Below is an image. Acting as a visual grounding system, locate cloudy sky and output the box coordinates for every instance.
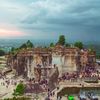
[0,0,100,43]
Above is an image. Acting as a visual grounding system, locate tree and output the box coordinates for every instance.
[13,83,25,96]
[96,54,100,59]
[74,41,83,49]
[19,43,27,49]
[50,42,54,47]
[26,40,34,48]
[65,43,70,47]
[19,40,34,49]
[58,35,65,46]
[0,49,5,56]
[88,45,95,53]
[11,47,15,52]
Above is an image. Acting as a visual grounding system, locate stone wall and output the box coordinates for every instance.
[7,47,96,79]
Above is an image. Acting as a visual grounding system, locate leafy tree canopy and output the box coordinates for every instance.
[74,41,83,49]
[88,45,95,53]
[0,49,5,56]
[50,42,54,47]
[26,40,34,48]
[13,83,25,96]
[57,35,66,46]
[65,43,70,47]
[19,43,27,49]
[19,40,34,49]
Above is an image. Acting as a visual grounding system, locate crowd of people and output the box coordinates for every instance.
[79,65,97,77]
[0,63,100,100]
[58,65,99,83]
[0,75,18,89]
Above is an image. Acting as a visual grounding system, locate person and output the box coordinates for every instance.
[57,96,62,100]
[45,96,50,100]
[6,85,8,88]
[53,91,55,96]
[57,86,59,90]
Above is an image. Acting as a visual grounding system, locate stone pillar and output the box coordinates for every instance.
[31,60,35,78]
[27,58,31,78]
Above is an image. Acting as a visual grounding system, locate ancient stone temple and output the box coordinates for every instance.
[52,45,96,74]
[51,45,80,73]
[62,47,80,73]
[32,48,52,81]
[80,49,96,70]
[7,45,96,79]
[52,45,64,76]
[7,48,53,80]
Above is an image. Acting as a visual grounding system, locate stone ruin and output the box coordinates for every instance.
[6,45,96,80]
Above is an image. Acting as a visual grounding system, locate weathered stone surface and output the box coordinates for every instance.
[7,46,96,80]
